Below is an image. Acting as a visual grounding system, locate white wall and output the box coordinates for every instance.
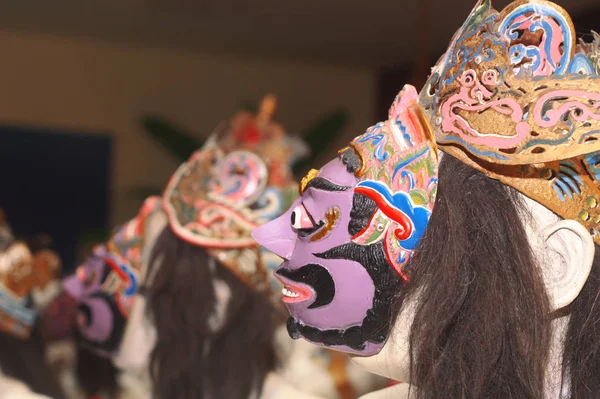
[0,31,375,226]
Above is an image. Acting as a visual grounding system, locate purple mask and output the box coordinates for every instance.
[252,86,439,355]
[63,197,162,358]
[63,248,127,357]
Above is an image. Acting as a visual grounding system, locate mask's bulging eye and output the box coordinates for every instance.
[291,205,314,230]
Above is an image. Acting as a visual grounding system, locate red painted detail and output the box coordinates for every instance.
[355,186,413,240]
[239,124,261,144]
[103,257,130,283]
[394,227,406,240]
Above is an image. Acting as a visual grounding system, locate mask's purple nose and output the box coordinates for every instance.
[252,213,296,259]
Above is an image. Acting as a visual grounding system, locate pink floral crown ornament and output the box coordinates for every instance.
[344,85,439,280]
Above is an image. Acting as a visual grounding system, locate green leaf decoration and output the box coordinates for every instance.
[140,116,204,163]
[78,228,111,247]
[293,109,350,176]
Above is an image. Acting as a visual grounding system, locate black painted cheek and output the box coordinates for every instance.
[75,293,127,354]
[286,317,301,340]
[342,327,367,351]
[283,188,401,352]
[289,317,368,352]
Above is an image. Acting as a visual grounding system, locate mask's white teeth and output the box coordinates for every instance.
[281,287,300,298]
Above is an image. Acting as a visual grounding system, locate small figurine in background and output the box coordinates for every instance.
[0,210,66,398]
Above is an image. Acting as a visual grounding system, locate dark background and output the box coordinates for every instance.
[0,128,111,274]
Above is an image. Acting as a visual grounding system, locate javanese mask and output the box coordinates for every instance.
[253,86,439,355]
[63,196,162,357]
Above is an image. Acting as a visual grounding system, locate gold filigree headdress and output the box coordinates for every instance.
[163,96,300,296]
[420,0,600,243]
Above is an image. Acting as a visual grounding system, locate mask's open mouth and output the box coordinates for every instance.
[278,279,314,304]
[275,264,335,309]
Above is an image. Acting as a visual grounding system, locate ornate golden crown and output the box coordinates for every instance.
[163,96,299,296]
[420,0,600,243]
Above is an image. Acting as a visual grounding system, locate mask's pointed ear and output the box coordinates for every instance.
[498,0,576,77]
[388,85,438,156]
[541,219,594,311]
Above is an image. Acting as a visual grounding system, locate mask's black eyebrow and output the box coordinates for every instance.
[304,177,350,192]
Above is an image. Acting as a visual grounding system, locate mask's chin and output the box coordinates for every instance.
[285,316,387,356]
